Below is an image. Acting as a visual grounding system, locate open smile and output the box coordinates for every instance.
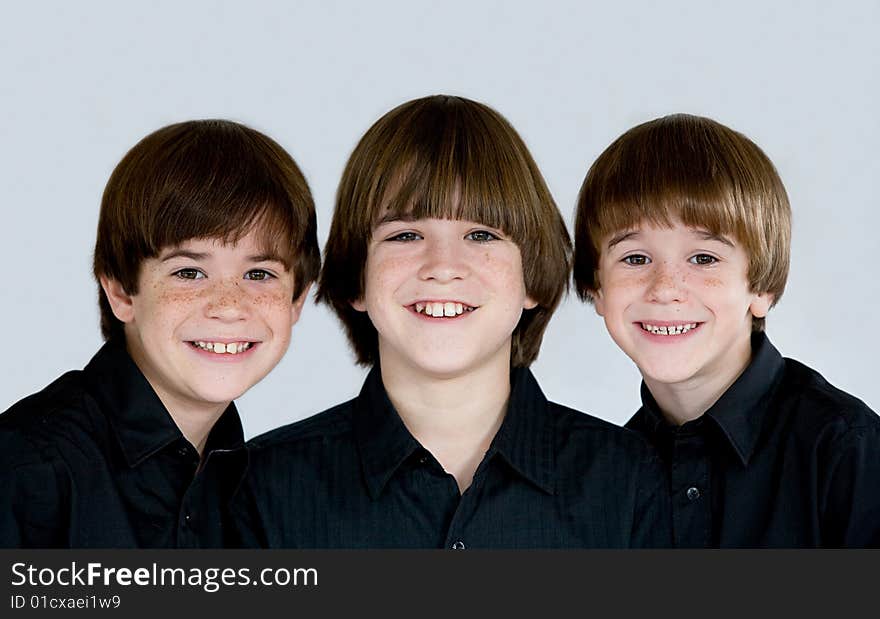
[408,300,478,319]
[186,339,260,358]
[637,321,703,337]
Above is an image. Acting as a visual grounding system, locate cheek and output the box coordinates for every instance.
[251,290,297,323]
[699,276,724,288]
[150,285,202,319]
[365,255,412,300]
[602,273,648,307]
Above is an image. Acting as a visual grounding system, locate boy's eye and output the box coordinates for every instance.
[465,230,500,242]
[386,231,422,242]
[173,268,204,280]
[622,254,649,266]
[689,254,718,265]
[244,269,275,281]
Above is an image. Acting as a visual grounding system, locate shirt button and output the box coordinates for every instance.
[177,446,190,457]
[686,486,701,501]
[418,455,428,465]
[451,541,466,550]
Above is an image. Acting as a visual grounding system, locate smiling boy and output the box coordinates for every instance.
[231,95,670,548]
[574,113,880,547]
[0,120,319,547]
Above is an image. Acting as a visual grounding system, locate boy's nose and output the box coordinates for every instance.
[646,262,688,304]
[417,239,470,283]
[204,280,251,321]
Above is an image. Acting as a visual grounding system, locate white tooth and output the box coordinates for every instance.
[455,303,463,315]
[416,303,424,314]
[214,342,226,353]
[444,302,456,317]
[658,326,668,335]
[426,303,436,316]
[237,343,244,353]
[197,341,206,349]
[431,303,443,317]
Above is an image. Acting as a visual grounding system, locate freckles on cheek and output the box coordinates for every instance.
[156,287,203,307]
[251,291,295,311]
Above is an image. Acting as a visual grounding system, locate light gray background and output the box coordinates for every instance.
[2,1,877,439]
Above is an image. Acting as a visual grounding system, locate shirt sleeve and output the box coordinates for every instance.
[821,423,880,548]
[0,440,69,548]
[631,449,673,548]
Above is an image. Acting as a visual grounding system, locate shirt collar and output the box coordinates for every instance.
[353,365,423,500]
[487,367,556,495]
[84,340,245,468]
[638,331,785,465]
[353,365,556,499]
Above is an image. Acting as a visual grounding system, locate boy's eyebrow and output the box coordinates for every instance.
[160,250,208,262]
[692,229,735,248]
[246,253,286,264]
[159,250,287,264]
[375,212,417,226]
[607,231,639,249]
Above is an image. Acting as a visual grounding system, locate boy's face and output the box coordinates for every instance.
[353,217,536,379]
[593,218,772,392]
[102,229,308,417]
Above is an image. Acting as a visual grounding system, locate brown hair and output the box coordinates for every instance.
[573,113,791,330]
[93,119,320,340]
[317,95,572,366]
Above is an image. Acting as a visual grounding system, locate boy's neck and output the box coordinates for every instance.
[644,334,754,427]
[168,404,228,458]
[379,352,511,494]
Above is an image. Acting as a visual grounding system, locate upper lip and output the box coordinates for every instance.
[635,320,701,326]
[408,299,477,306]
[186,337,261,343]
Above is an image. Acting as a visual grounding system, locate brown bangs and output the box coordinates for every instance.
[574,114,791,327]
[94,119,320,340]
[319,95,572,367]
[346,96,546,246]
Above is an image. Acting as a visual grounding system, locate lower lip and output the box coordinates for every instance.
[635,324,702,343]
[186,342,260,361]
[408,307,477,322]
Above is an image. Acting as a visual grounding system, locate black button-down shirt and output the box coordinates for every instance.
[0,341,247,548]
[626,332,880,548]
[231,366,671,548]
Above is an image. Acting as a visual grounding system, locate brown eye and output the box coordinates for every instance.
[174,268,204,280]
[244,270,273,281]
[622,254,649,266]
[690,254,718,265]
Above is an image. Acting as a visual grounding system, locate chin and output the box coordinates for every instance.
[406,355,484,380]
[188,382,250,407]
[637,362,700,387]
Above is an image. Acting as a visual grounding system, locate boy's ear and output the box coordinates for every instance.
[350,297,367,313]
[99,276,136,324]
[749,291,774,319]
[592,288,605,317]
[290,283,312,325]
[523,295,538,311]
